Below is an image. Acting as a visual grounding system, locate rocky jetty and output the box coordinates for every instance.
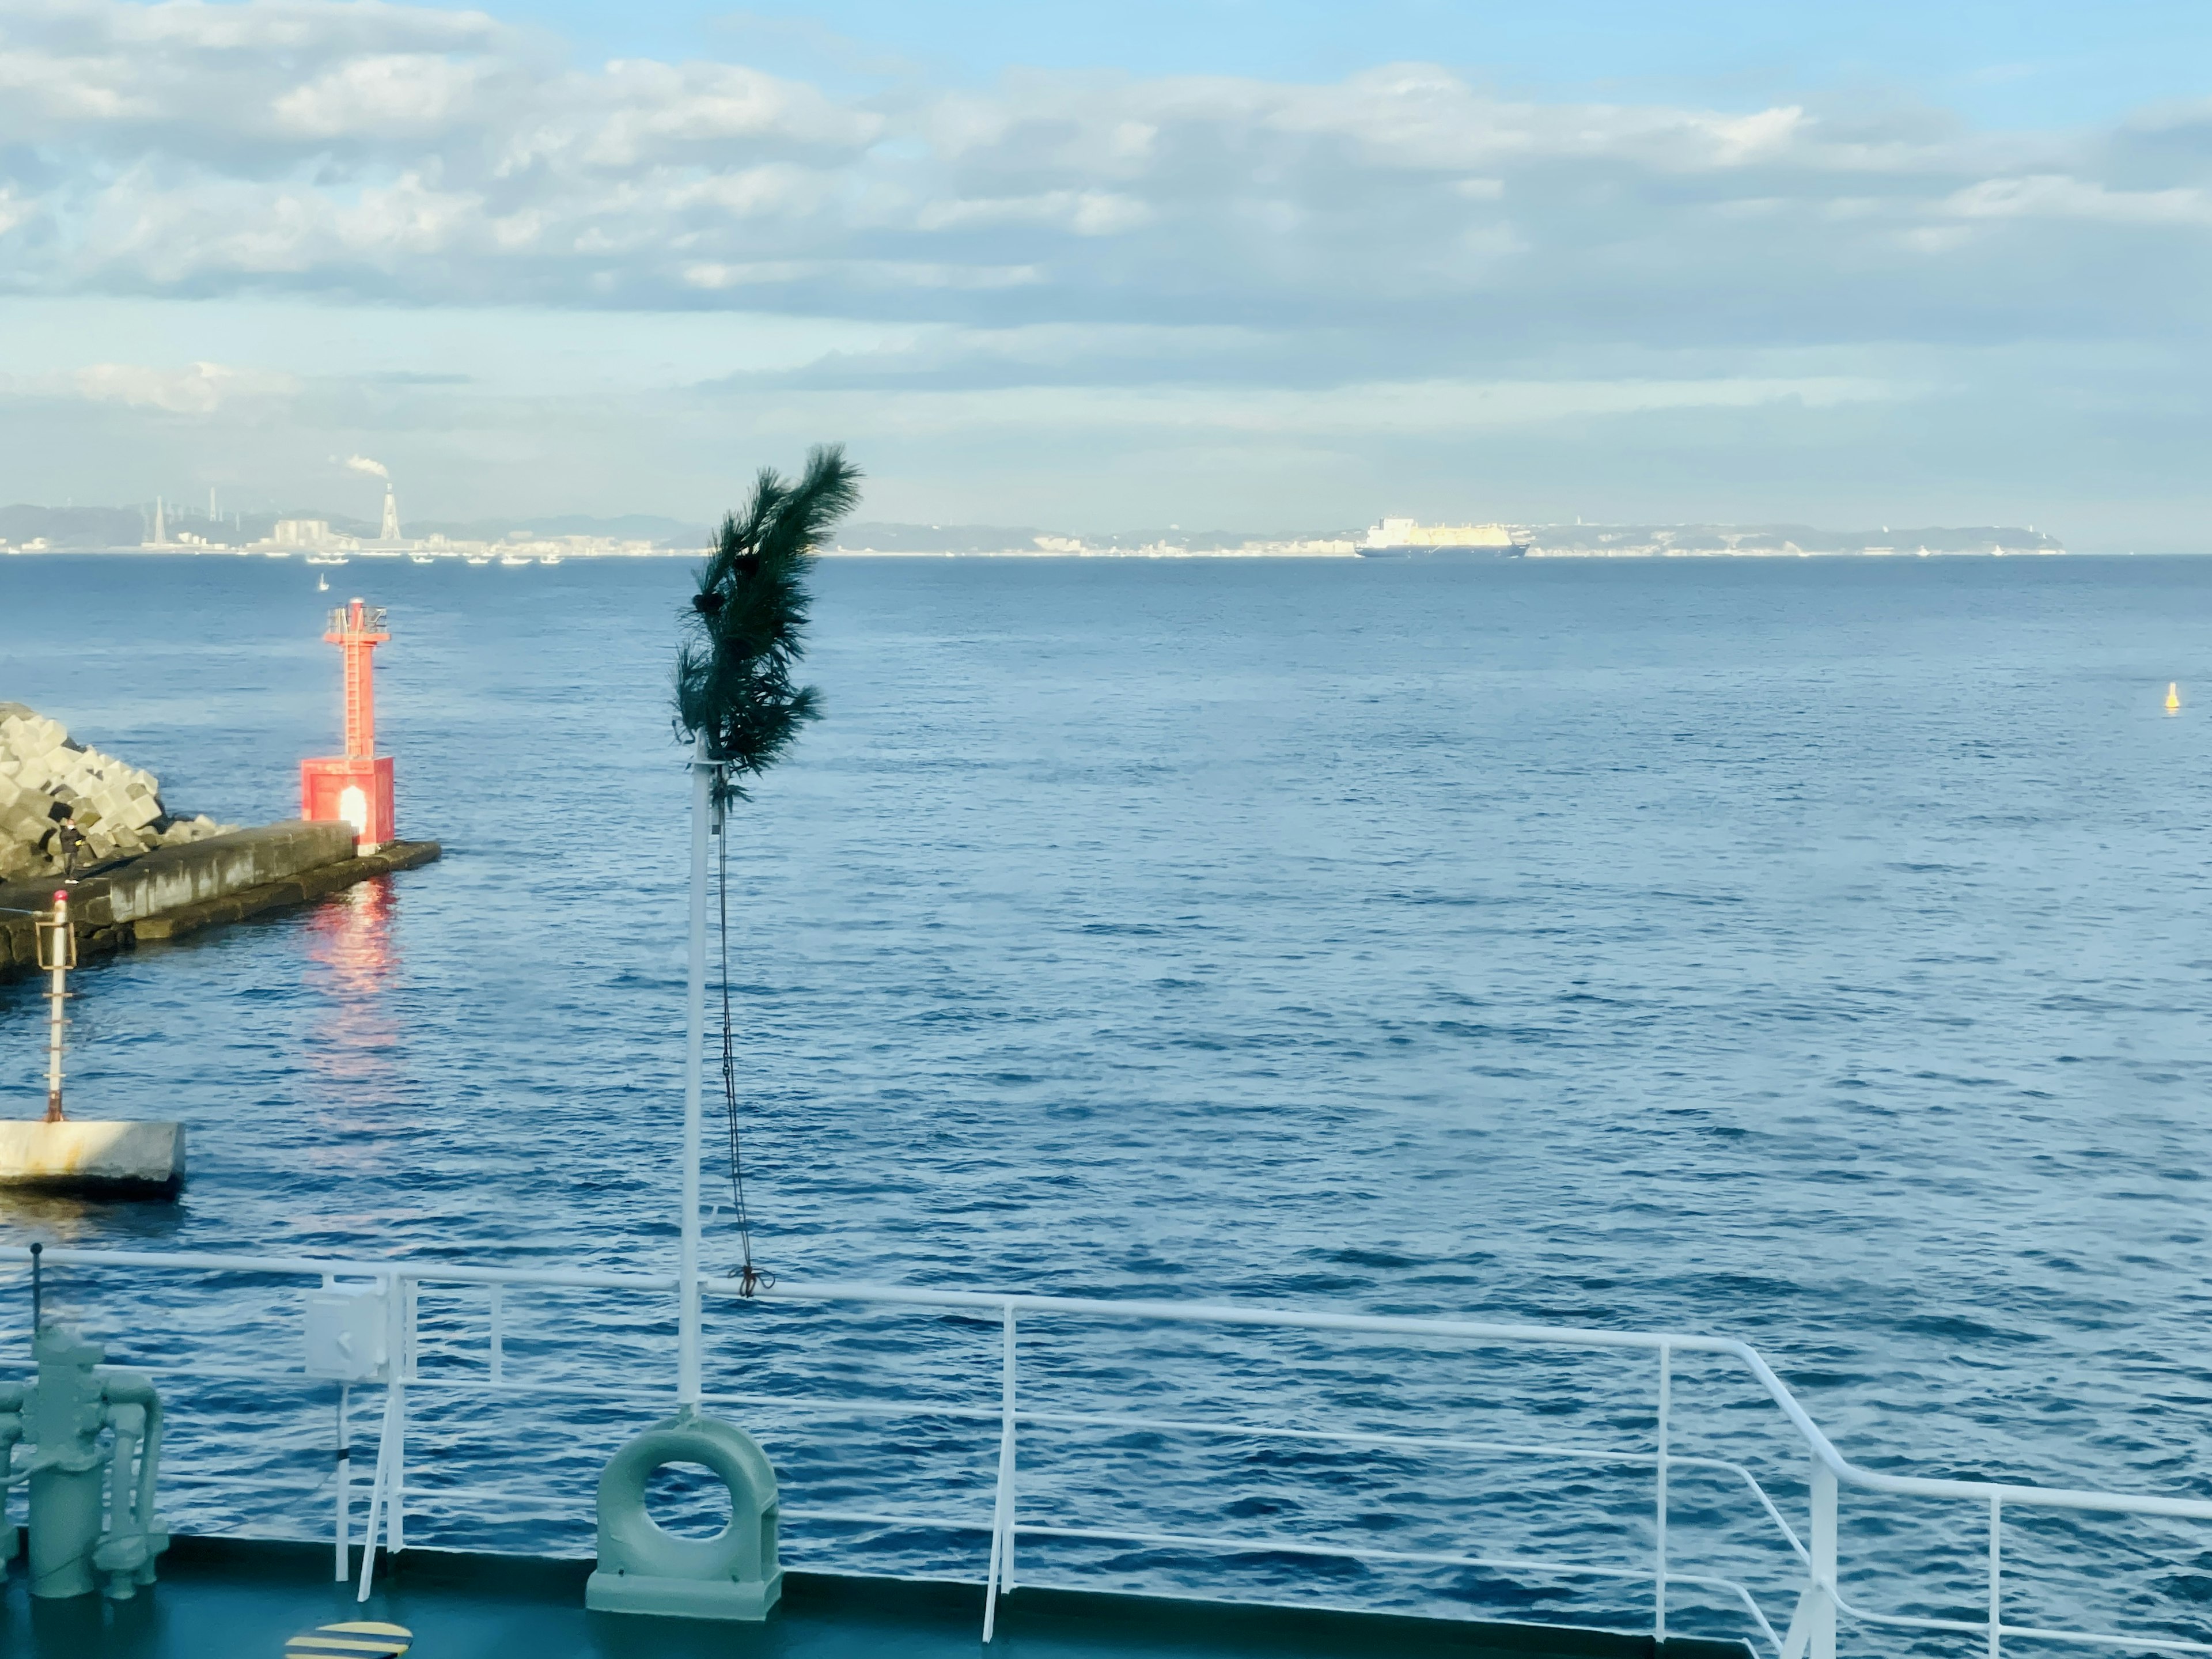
[0,704,233,882]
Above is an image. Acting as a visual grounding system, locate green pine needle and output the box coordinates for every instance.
[675,444,861,794]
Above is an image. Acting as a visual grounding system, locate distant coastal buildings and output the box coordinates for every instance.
[230,504,663,563]
[2,482,675,560]
[178,484,665,562]
[1514,524,2066,558]
[831,532,1361,558]
[820,519,2069,558]
[1,502,2069,560]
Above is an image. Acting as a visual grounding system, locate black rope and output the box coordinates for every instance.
[715,786,771,1297]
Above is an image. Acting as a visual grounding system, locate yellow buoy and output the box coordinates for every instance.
[2168,682,2182,714]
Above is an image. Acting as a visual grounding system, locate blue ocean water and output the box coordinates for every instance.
[3,552,2211,1649]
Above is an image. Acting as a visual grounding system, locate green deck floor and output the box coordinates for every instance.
[0,1538,1753,1658]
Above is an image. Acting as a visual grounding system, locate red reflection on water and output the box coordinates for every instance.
[304,878,400,1097]
[307,876,397,995]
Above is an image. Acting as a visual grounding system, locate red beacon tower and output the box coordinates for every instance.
[300,599,396,853]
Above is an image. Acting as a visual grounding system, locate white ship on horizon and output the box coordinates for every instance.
[1359,516,1528,558]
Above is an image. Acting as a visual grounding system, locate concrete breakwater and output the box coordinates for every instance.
[0,821,440,979]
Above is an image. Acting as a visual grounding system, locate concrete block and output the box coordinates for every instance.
[0,1122,185,1194]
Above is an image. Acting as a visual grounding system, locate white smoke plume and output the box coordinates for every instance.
[344,455,389,479]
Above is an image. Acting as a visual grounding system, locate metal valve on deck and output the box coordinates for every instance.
[1,1259,169,1599]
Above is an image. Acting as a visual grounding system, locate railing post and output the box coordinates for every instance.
[1988,1494,2002,1658]
[334,1383,351,1581]
[1654,1342,1670,1644]
[982,1303,1019,1643]
[1809,1456,1837,1659]
[677,735,712,1411]
[355,1274,407,1604]
[391,1275,410,1555]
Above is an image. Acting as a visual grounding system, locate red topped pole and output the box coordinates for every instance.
[327,598,391,759]
[301,599,397,852]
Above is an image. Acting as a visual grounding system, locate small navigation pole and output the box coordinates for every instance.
[300,599,397,853]
[2,887,185,1198]
[36,889,75,1122]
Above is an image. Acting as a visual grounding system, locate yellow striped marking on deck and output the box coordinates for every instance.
[285,1622,413,1657]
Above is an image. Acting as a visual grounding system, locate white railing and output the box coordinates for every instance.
[1,1243,2207,1657]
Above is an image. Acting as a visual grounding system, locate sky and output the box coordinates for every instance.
[0,1,2207,545]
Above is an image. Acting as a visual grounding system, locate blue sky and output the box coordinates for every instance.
[0,1,2206,545]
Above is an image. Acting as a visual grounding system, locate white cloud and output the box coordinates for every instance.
[679,258,1045,291]
[3,0,2175,336]
[916,189,1153,235]
[272,53,494,137]
[0,0,2190,437]
[721,373,1912,441]
[1942,173,2212,226]
[576,59,881,164]
[61,361,296,414]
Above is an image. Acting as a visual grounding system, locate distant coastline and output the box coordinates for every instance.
[0,539,2078,561]
[0,505,2066,561]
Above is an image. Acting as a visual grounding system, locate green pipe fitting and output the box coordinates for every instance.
[6,1325,168,1600]
[0,1391,20,1581]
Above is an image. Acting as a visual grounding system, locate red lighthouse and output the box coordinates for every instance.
[300,599,396,852]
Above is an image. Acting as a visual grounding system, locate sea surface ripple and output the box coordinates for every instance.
[3,553,2211,1651]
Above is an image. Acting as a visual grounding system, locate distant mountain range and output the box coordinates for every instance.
[0,505,150,548]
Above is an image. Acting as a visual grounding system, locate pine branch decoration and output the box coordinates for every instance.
[675,444,861,794]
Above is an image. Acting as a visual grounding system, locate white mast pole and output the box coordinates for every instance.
[43,889,70,1122]
[678,733,711,1409]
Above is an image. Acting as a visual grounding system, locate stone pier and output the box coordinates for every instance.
[0,821,440,980]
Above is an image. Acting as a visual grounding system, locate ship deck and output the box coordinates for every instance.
[1,1538,1752,1658]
